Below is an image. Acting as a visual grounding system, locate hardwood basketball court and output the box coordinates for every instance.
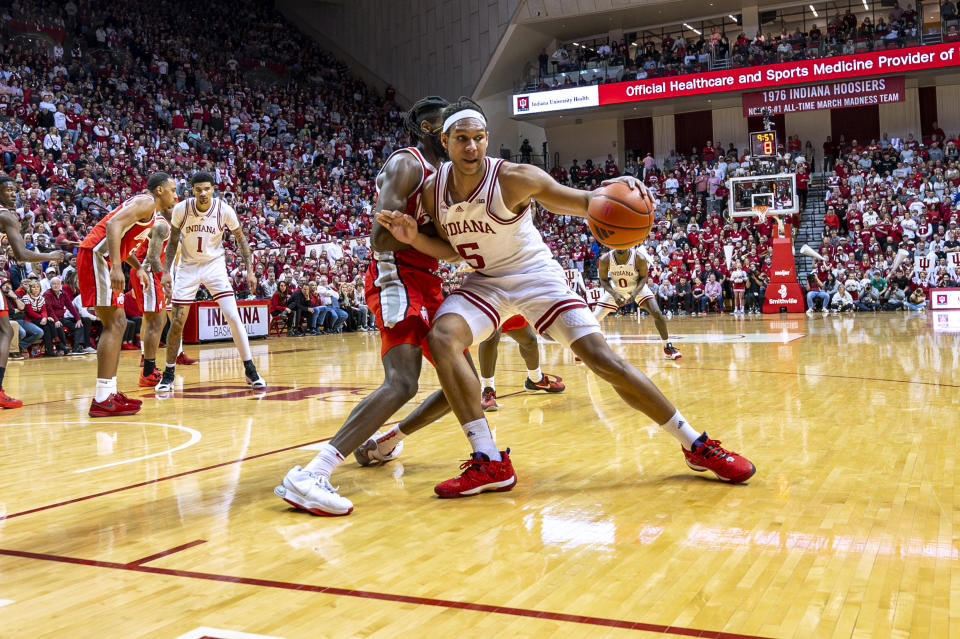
[0,313,956,638]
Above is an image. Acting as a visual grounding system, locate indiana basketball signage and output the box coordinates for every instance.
[930,288,960,310]
[198,301,269,340]
[513,43,960,115]
[741,77,904,117]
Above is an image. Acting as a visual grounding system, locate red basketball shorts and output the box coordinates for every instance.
[129,268,165,313]
[77,247,120,308]
[365,261,443,363]
[500,314,528,332]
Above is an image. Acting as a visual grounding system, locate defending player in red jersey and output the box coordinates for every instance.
[77,172,178,417]
[129,206,171,386]
[276,97,460,516]
[0,176,68,408]
[379,98,755,498]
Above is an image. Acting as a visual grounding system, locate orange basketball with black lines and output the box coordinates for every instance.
[586,182,655,249]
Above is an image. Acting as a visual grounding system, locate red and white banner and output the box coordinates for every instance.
[513,43,960,115]
[741,76,904,117]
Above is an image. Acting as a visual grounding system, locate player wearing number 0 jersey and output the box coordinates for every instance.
[155,172,265,392]
[77,172,179,417]
[378,97,754,498]
[594,246,681,360]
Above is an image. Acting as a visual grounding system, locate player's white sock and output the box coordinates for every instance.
[377,425,406,455]
[526,367,542,383]
[660,410,701,450]
[95,378,115,403]
[461,418,501,461]
[218,295,253,361]
[480,376,495,391]
[304,442,344,479]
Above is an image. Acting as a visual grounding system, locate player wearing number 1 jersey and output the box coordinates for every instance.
[156,172,265,391]
[379,97,755,498]
[77,172,179,417]
[594,246,681,360]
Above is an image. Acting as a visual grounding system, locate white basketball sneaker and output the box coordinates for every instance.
[246,371,267,389]
[274,466,354,516]
[353,430,404,467]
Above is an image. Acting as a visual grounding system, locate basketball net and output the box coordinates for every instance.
[753,205,785,235]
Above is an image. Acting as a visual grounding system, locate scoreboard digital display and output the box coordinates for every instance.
[749,130,777,158]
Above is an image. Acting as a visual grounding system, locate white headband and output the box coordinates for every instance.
[443,109,486,133]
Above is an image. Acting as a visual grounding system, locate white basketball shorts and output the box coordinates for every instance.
[435,267,601,348]
[171,260,234,305]
[596,284,654,311]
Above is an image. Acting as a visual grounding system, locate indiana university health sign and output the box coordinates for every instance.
[513,42,959,115]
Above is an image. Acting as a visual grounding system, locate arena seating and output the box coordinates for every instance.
[1,0,955,360]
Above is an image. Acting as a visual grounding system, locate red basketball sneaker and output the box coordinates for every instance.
[524,373,565,393]
[481,387,499,412]
[176,352,197,366]
[0,388,23,409]
[114,390,142,408]
[138,370,162,387]
[89,394,141,417]
[682,433,755,483]
[664,344,682,360]
[434,449,516,498]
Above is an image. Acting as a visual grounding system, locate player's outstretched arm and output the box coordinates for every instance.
[0,212,67,263]
[370,153,426,253]
[500,163,652,219]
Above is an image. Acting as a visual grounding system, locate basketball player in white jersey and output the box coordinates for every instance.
[156,172,265,391]
[594,245,681,360]
[0,175,67,408]
[379,98,755,499]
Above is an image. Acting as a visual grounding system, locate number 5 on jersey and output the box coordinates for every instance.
[456,242,485,269]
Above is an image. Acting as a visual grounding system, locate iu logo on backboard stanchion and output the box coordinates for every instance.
[517,96,530,112]
[938,294,948,305]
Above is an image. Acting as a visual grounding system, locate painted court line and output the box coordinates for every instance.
[175,627,284,639]
[126,539,207,567]
[1,437,331,520]
[0,547,774,639]
[0,599,14,607]
[2,389,534,520]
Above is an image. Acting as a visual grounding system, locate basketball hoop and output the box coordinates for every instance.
[753,205,785,234]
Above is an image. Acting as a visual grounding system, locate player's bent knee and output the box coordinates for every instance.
[382,373,418,401]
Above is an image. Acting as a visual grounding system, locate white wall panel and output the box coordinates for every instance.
[652,115,675,162]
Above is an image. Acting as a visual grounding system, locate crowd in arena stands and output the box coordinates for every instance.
[530,3,919,91]
[1,0,954,361]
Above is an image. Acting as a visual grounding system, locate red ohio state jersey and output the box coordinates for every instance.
[376,147,437,272]
[79,194,157,260]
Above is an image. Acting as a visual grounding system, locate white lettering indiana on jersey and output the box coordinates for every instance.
[171,197,241,265]
[435,157,558,278]
[605,247,644,293]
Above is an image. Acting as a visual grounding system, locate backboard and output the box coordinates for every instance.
[727,173,798,219]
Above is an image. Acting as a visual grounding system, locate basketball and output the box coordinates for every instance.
[586,182,655,249]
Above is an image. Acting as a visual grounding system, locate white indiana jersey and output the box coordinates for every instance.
[171,197,241,265]
[434,157,558,278]
[604,247,648,292]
